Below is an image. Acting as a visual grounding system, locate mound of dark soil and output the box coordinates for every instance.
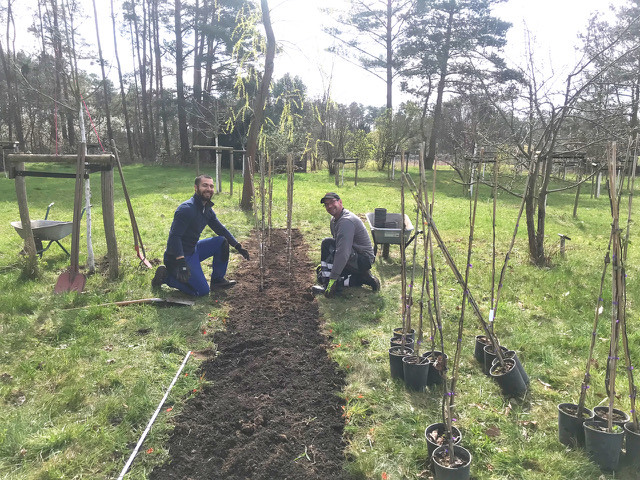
[150,229,350,480]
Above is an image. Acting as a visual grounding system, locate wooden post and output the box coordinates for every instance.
[573,158,584,217]
[215,150,222,193]
[230,152,235,197]
[101,166,119,279]
[334,159,339,187]
[14,161,39,277]
[354,158,359,186]
[196,149,201,176]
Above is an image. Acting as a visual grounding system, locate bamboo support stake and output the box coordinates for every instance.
[418,145,437,354]
[577,235,611,418]
[607,142,622,433]
[399,152,408,347]
[490,156,499,332]
[268,154,273,248]
[286,154,294,277]
[259,153,266,291]
[619,137,639,429]
[445,156,481,460]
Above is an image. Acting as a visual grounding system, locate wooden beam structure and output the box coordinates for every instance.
[7,152,118,281]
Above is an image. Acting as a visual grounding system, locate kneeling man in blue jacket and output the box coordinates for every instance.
[152,175,250,296]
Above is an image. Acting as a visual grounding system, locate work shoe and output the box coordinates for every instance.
[363,272,380,292]
[152,265,168,288]
[211,278,237,289]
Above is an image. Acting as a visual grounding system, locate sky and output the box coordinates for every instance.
[269,0,625,106]
[11,0,628,108]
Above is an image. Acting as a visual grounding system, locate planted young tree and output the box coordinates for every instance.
[286,153,294,277]
[433,154,480,474]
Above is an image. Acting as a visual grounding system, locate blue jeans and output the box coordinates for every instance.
[165,237,229,296]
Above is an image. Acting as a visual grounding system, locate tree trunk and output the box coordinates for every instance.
[386,0,392,110]
[241,0,275,210]
[134,2,153,161]
[92,0,113,142]
[111,0,135,159]
[175,0,191,164]
[425,7,454,171]
[152,0,171,156]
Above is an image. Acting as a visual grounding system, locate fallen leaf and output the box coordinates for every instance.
[146,448,154,454]
[485,426,501,438]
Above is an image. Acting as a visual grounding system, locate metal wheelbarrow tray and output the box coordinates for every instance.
[11,219,74,257]
[365,212,414,257]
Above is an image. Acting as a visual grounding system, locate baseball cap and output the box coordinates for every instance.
[320,192,341,204]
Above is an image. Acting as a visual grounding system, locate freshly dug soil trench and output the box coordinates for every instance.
[150,229,351,480]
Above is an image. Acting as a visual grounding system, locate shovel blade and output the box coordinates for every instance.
[136,247,153,269]
[54,271,86,294]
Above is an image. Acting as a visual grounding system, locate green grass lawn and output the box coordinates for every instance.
[0,163,637,479]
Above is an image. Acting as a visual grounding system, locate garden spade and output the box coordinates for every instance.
[54,110,87,293]
[111,139,152,269]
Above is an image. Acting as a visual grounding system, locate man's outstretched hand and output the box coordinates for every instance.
[175,258,191,283]
[235,244,250,260]
[324,278,338,298]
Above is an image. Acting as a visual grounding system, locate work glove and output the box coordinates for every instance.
[235,243,250,260]
[174,257,191,283]
[324,278,339,298]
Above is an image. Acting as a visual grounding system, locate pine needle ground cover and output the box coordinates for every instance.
[0,164,637,479]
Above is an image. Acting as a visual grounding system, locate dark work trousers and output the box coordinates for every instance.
[319,237,372,287]
[165,237,229,296]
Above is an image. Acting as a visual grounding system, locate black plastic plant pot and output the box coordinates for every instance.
[389,346,413,380]
[489,358,527,397]
[425,423,462,459]
[390,336,415,350]
[402,355,430,392]
[583,420,624,472]
[557,403,594,447]
[432,444,472,480]
[624,421,640,464]
[491,350,529,386]
[422,351,448,386]
[483,344,508,375]
[392,327,415,341]
[474,335,491,364]
[593,406,630,428]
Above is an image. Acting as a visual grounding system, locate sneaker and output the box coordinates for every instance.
[211,278,237,289]
[152,265,168,288]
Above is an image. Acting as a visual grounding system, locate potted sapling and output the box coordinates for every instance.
[405,163,524,397]
[402,186,430,392]
[429,163,480,479]
[583,145,627,472]
[389,152,413,380]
